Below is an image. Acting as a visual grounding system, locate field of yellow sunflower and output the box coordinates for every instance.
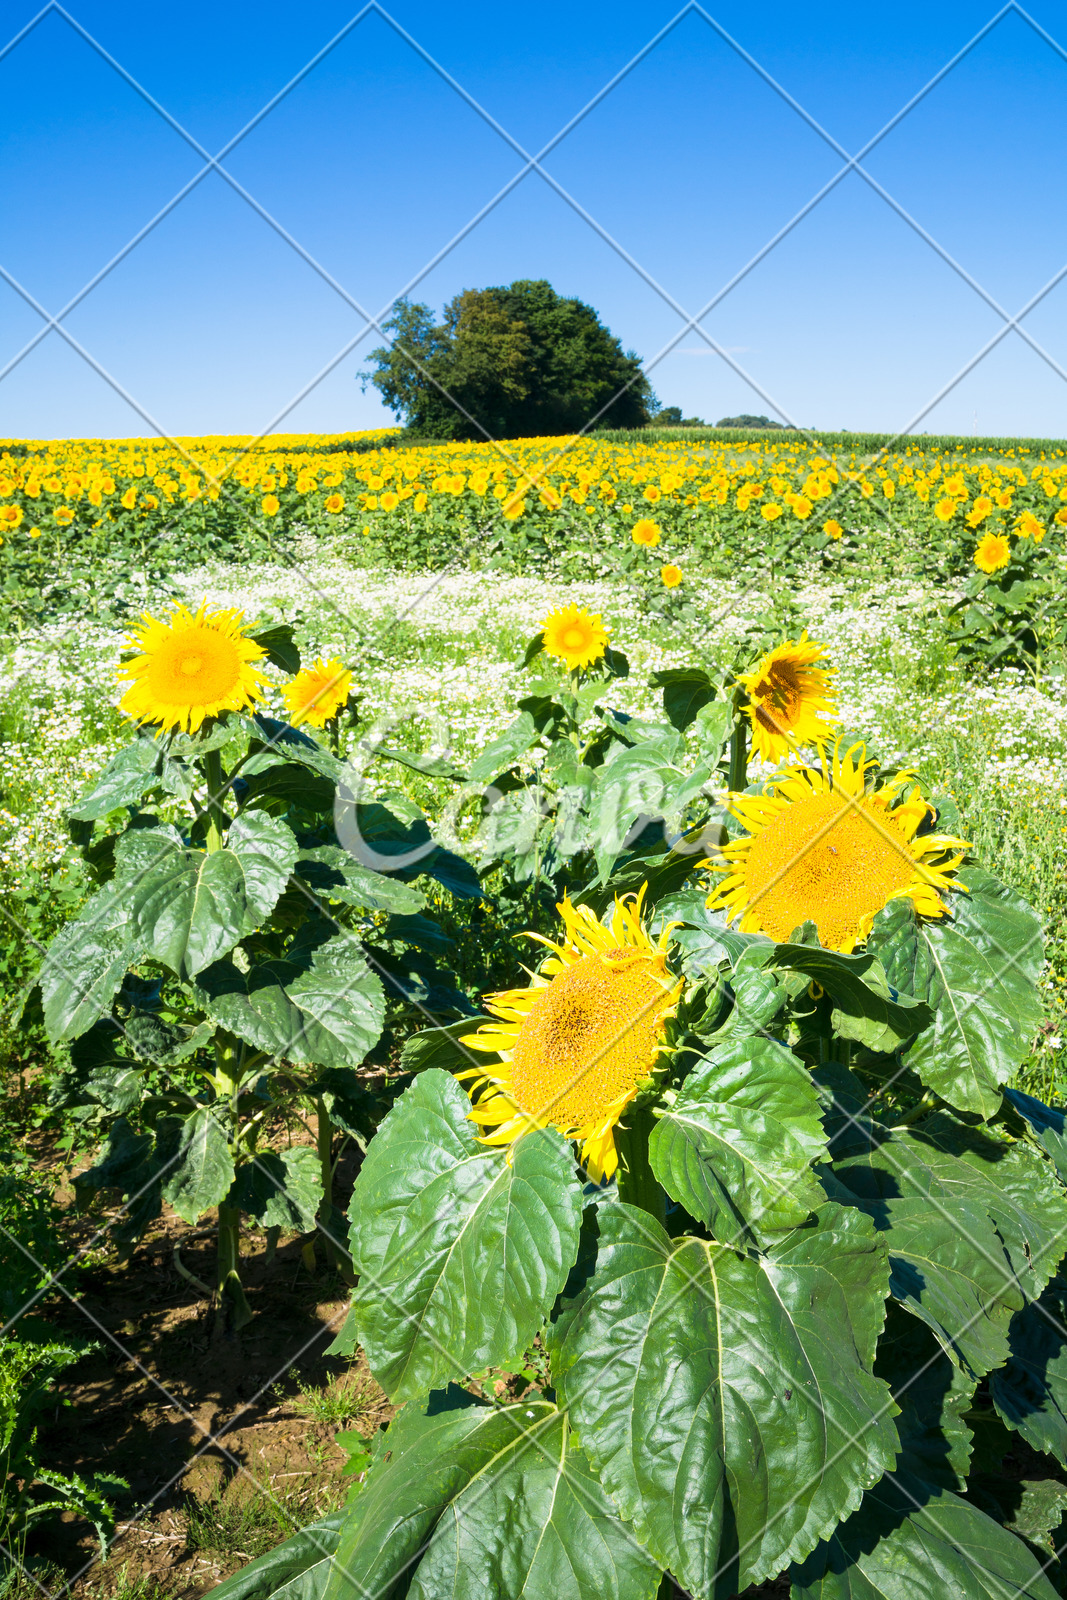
[3,428,1067,594]
[3,426,1067,1600]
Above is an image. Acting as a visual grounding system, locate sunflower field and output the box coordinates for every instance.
[2,425,1067,1600]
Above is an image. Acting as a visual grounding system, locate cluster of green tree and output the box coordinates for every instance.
[363,281,656,440]
[714,412,792,428]
[651,405,706,426]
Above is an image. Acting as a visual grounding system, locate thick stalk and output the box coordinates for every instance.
[728,689,748,793]
[213,1031,252,1330]
[203,746,227,853]
[614,1103,666,1227]
[315,1095,346,1275]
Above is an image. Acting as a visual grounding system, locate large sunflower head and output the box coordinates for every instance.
[457,887,682,1181]
[541,604,609,672]
[281,656,353,729]
[736,632,839,763]
[118,600,268,734]
[707,740,969,953]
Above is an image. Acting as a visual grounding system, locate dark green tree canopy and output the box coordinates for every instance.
[364,280,656,440]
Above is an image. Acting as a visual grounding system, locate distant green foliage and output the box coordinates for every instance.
[364,281,656,439]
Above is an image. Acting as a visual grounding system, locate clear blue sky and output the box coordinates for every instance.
[2,0,1066,440]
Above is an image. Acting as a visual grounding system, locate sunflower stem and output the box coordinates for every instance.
[728,690,748,793]
[203,746,227,852]
[614,1103,666,1227]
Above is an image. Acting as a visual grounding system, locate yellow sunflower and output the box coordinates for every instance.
[736,632,839,763]
[541,604,609,672]
[118,601,268,734]
[281,656,353,728]
[707,740,969,953]
[974,533,1011,574]
[457,888,682,1180]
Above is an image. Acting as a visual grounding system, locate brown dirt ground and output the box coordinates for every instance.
[18,1136,393,1598]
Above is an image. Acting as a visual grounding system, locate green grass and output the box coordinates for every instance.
[287,1371,380,1430]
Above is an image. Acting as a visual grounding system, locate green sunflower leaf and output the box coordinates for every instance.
[867,866,1045,1118]
[196,934,385,1070]
[322,1397,661,1600]
[161,1105,236,1226]
[113,814,298,980]
[991,1277,1067,1467]
[68,735,163,821]
[548,1201,897,1595]
[829,1113,1067,1376]
[38,878,145,1042]
[873,1304,975,1490]
[332,1070,583,1401]
[790,1473,1059,1599]
[649,1036,827,1244]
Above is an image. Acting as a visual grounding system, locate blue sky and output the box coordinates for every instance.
[2,0,1067,440]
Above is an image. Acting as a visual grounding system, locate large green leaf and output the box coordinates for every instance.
[207,1511,344,1600]
[830,1113,1067,1374]
[549,1201,896,1596]
[650,667,715,731]
[733,943,933,1054]
[649,1037,827,1244]
[197,935,385,1069]
[333,1070,583,1401]
[790,1473,1059,1599]
[323,1396,662,1600]
[1004,1088,1067,1187]
[826,1179,1020,1379]
[867,868,1045,1117]
[116,814,298,979]
[39,879,144,1042]
[468,710,540,783]
[295,846,426,915]
[161,1106,236,1225]
[68,736,162,820]
[873,1304,975,1491]
[991,1278,1067,1466]
[231,1146,324,1234]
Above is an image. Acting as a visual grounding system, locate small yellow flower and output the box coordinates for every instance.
[660,564,683,588]
[934,497,956,523]
[823,519,843,540]
[642,484,661,503]
[502,497,526,520]
[120,487,137,511]
[261,494,280,516]
[974,533,1011,574]
[54,506,75,526]
[325,493,345,514]
[761,503,783,521]
[414,492,428,513]
[380,490,399,511]
[631,518,661,547]
[281,657,353,729]
[1016,511,1044,540]
[737,633,838,763]
[0,505,23,528]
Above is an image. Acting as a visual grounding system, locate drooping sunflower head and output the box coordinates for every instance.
[281,656,353,729]
[736,631,839,763]
[707,740,969,953]
[457,887,682,1181]
[541,604,609,672]
[118,600,268,734]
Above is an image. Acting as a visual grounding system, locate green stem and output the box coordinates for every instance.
[614,1103,666,1227]
[203,746,227,853]
[315,1096,346,1276]
[728,690,748,793]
